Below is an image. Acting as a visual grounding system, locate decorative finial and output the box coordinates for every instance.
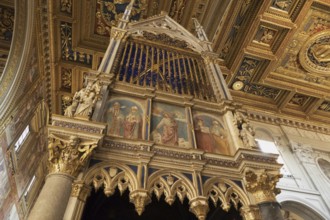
[192,18,209,41]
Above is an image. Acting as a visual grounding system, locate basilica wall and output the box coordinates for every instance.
[251,120,330,219]
[0,0,49,219]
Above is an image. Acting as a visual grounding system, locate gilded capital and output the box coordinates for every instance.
[244,170,282,204]
[48,134,98,176]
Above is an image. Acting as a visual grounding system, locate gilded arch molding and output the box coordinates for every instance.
[0,0,35,122]
[78,162,254,219]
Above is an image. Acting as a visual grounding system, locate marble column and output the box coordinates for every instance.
[244,170,284,220]
[28,134,99,220]
[28,174,73,220]
[258,202,283,220]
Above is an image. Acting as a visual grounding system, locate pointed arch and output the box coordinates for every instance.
[82,161,139,196]
[147,169,198,205]
[203,177,250,211]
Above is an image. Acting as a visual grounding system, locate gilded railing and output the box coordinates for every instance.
[117,40,216,101]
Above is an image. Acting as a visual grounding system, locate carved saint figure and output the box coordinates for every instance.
[107,102,125,136]
[154,112,178,145]
[123,106,142,139]
[64,81,100,119]
[240,123,257,149]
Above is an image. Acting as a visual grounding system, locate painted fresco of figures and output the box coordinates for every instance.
[151,103,188,147]
[194,115,230,155]
[105,99,143,139]
[123,106,142,139]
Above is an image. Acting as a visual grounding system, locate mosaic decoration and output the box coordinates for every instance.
[104,98,144,139]
[118,40,215,101]
[289,94,310,106]
[151,102,189,147]
[270,0,293,12]
[95,0,147,36]
[61,67,72,90]
[60,22,93,66]
[299,30,330,75]
[243,84,281,100]
[0,5,14,42]
[319,101,330,112]
[193,113,230,155]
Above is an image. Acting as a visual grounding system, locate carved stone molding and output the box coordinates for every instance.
[71,181,91,202]
[129,190,151,216]
[244,169,282,204]
[247,112,330,135]
[189,197,209,220]
[291,142,315,163]
[299,29,330,76]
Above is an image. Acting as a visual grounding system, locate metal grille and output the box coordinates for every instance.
[117,40,216,101]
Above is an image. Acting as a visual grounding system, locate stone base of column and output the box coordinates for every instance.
[258,202,284,220]
[28,173,74,220]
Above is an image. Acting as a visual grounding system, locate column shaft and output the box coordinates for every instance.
[28,174,73,220]
[258,202,284,220]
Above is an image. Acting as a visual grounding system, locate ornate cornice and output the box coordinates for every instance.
[247,111,330,134]
[102,139,280,170]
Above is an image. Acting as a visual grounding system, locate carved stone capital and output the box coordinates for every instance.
[240,206,261,220]
[244,170,282,204]
[71,181,91,202]
[47,134,99,177]
[189,197,209,220]
[129,190,151,216]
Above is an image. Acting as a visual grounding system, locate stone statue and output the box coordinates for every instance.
[240,122,257,149]
[64,80,101,119]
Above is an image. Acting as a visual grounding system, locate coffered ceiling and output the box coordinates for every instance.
[48,0,330,126]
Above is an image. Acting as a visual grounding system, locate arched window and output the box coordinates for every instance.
[255,129,292,177]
